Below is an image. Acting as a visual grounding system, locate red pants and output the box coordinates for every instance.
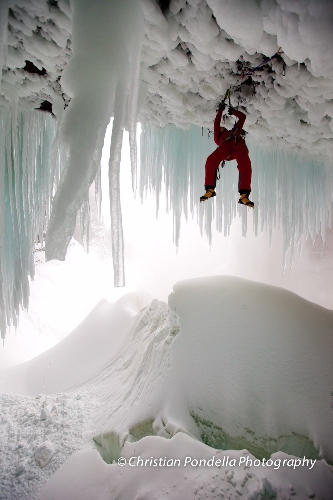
[204,142,252,193]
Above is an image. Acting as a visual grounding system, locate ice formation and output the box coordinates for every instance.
[4,279,333,498]
[0,108,58,338]
[140,126,333,264]
[44,0,144,290]
[0,0,333,334]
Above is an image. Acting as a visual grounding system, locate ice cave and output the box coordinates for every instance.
[0,0,333,498]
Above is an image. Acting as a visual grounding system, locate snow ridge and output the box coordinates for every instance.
[95,299,179,447]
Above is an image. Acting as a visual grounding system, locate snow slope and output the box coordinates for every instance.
[2,276,333,499]
[4,290,151,395]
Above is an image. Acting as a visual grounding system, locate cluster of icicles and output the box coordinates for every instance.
[140,123,333,258]
[0,108,58,337]
[1,104,333,338]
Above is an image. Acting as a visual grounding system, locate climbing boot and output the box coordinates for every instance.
[200,189,216,202]
[238,193,254,208]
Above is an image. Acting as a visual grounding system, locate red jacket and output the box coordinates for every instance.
[214,109,246,147]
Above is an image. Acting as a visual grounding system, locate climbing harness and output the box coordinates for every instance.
[216,159,226,181]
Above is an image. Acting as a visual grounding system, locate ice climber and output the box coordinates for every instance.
[200,103,254,208]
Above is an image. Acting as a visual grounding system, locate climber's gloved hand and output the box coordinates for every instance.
[228,106,234,115]
[218,101,226,111]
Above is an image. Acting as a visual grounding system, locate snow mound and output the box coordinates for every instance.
[38,432,333,500]
[169,276,333,463]
[4,291,151,395]
[84,276,333,465]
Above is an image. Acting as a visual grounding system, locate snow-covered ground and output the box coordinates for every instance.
[1,269,333,499]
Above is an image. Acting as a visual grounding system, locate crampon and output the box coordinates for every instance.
[200,189,216,202]
[238,193,254,208]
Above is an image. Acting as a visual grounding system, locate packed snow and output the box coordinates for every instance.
[1,274,333,499]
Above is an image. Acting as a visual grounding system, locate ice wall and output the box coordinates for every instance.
[140,123,333,264]
[0,108,58,338]
[45,0,143,287]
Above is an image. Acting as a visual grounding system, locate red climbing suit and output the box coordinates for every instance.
[204,109,252,193]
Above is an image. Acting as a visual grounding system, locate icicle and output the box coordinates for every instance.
[80,197,90,253]
[140,125,165,217]
[240,208,248,237]
[45,87,112,261]
[241,139,333,268]
[127,36,143,194]
[109,78,126,287]
[94,162,102,219]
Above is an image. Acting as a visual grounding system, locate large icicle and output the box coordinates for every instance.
[45,0,143,288]
[109,79,126,287]
[45,0,117,261]
[127,39,143,194]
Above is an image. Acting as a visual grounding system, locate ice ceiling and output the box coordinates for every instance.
[0,0,333,336]
[1,0,333,159]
